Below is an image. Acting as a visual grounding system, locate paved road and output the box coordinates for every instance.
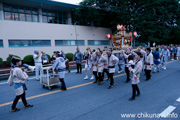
[0,60,180,120]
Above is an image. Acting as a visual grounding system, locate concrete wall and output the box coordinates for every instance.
[0,20,112,60]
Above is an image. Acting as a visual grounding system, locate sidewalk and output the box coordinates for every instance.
[0,60,86,81]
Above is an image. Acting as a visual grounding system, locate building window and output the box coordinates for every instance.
[9,40,51,47]
[0,40,3,47]
[55,40,85,46]
[3,4,39,22]
[88,40,110,46]
[42,10,68,24]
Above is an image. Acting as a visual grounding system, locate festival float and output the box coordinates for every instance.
[107,24,137,52]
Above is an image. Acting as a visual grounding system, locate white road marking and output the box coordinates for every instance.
[176,97,180,102]
[0,82,7,85]
[159,105,176,118]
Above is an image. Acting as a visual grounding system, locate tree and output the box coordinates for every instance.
[75,0,180,44]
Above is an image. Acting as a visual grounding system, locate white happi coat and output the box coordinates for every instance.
[103,53,108,69]
[144,52,153,70]
[97,55,107,73]
[108,54,119,73]
[160,49,170,62]
[53,57,66,78]
[123,52,136,67]
[91,53,98,72]
[129,60,143,84]
[85,53,92,66]
[140,49,147,62]
[177,47,180,57]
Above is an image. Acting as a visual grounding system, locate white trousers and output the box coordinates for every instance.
[35,63,43,80]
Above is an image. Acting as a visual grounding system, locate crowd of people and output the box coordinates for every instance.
[7,44,180,112]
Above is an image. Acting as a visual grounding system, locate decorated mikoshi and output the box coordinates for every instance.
[107,25,137,53]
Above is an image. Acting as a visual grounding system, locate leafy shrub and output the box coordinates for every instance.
[0,58,3,66]
[66,53,74,61]
[23,55,34,65]
[6,55,21,66]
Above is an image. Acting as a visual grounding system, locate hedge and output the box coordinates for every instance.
[46,54,51,60]
[6,55,21,66]
[0,58,3,66]
[66,53,74,61]
[23,55,34,65]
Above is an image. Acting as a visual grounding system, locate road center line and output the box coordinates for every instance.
[176,97,180,102]
[159,105,176,118]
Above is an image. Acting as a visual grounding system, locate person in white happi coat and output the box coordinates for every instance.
[160,46,170,70]
[8,57,33,112]
[144,47,153,80]
[138,46,147,62]
[128,52,143,101]
[122,48,136,83]
[33,50,43,81]
[97,50,107,85]
[107,48,119,89]
[53,51,67,90]
[84,47,94,80]
[102,49,109,80]
[177,45,180,60]
[91,49,99,83]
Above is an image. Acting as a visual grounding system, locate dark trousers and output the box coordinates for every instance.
[118,64,122,71]
[76,63,82,73]
[144,69,151,80]
[98,72,103,82]
[125,67,130,82]
[93,71,98,82]
[109,73,114,85]
[102,69,109,79]
[60,78,66,90]
[132,84,140,98]
[12,92,27,109]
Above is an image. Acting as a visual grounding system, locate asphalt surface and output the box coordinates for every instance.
[0,60,180,120]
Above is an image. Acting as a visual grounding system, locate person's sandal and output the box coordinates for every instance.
[11,108,20,112]
[24,104,33,108]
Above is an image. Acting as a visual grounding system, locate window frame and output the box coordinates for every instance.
[55,40,85,46]
[88,40,110,46]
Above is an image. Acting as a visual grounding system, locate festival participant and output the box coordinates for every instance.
[91,49,99,83]
[128,52,143,101]
[73,47,83,74]
[152,48,161,73]
[160,46,170,70]
[33,50,43,81]
[60,50,70,73]
[9,52,14,68]
[177,45,180,60]
[84,47,94,80]
[53,51,67,90]
[122,48,133,83]
[114,52,124,73]
[138,46,147,62]
[97,50,107,85]
[107,48,119,89]
[102,49,109,80]
[144,47,153,80]
[170,44,175,60]
[8,57,33,112]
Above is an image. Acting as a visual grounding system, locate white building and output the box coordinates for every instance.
[0,0,112,60]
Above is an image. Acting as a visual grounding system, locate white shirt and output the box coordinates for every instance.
[33,54,42,63]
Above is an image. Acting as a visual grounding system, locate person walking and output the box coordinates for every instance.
[128,52,143,101]
[53,51,67,90]
[152,48,161,73]
[8,57,33,112]
[144,47,153,80]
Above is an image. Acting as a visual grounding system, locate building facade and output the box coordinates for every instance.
[0,0,112,61]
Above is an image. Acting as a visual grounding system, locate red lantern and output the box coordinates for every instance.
[133,31,137,37]
[107,33,111,39]
[117,24,122,31]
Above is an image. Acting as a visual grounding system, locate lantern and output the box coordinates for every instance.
[117,24,122,31]
[133,31,137,37]
[107,33,111,39]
